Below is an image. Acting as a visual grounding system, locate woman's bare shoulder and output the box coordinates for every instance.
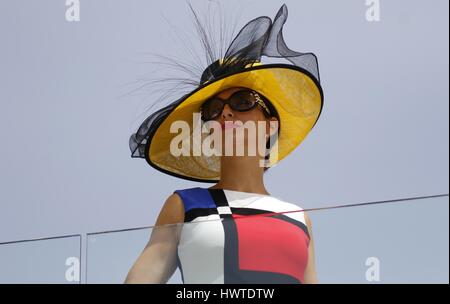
[154,192,185,227]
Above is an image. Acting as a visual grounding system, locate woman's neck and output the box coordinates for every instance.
[209,155,270,195]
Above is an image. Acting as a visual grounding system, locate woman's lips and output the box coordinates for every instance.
[222,121,239,130]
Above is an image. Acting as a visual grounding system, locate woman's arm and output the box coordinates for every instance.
[303,211,319,284]
[124,193,184,284]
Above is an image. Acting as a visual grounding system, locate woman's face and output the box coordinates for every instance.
[205,87,278,158]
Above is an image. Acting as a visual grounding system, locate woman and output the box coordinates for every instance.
[125,4,323,284]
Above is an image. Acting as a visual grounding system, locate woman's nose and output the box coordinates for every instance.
[221,103,234,119]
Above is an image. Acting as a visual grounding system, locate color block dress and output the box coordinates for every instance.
[173,187,310,284]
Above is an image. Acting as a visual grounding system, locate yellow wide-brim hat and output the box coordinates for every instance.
[129,4,324,183]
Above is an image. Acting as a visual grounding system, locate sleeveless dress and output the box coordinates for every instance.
[173,187,310,284]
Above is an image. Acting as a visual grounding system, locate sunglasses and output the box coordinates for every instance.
[200,89,272,122]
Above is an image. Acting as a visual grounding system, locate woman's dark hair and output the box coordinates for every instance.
[258,93,280,173]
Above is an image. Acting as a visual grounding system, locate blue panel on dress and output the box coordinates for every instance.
[174,187,216,212]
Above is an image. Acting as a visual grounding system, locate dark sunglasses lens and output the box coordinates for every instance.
[229,91,256,111]
[201,99,223,120]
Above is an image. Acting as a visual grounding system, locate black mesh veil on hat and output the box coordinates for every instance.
[129,3,323,182]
